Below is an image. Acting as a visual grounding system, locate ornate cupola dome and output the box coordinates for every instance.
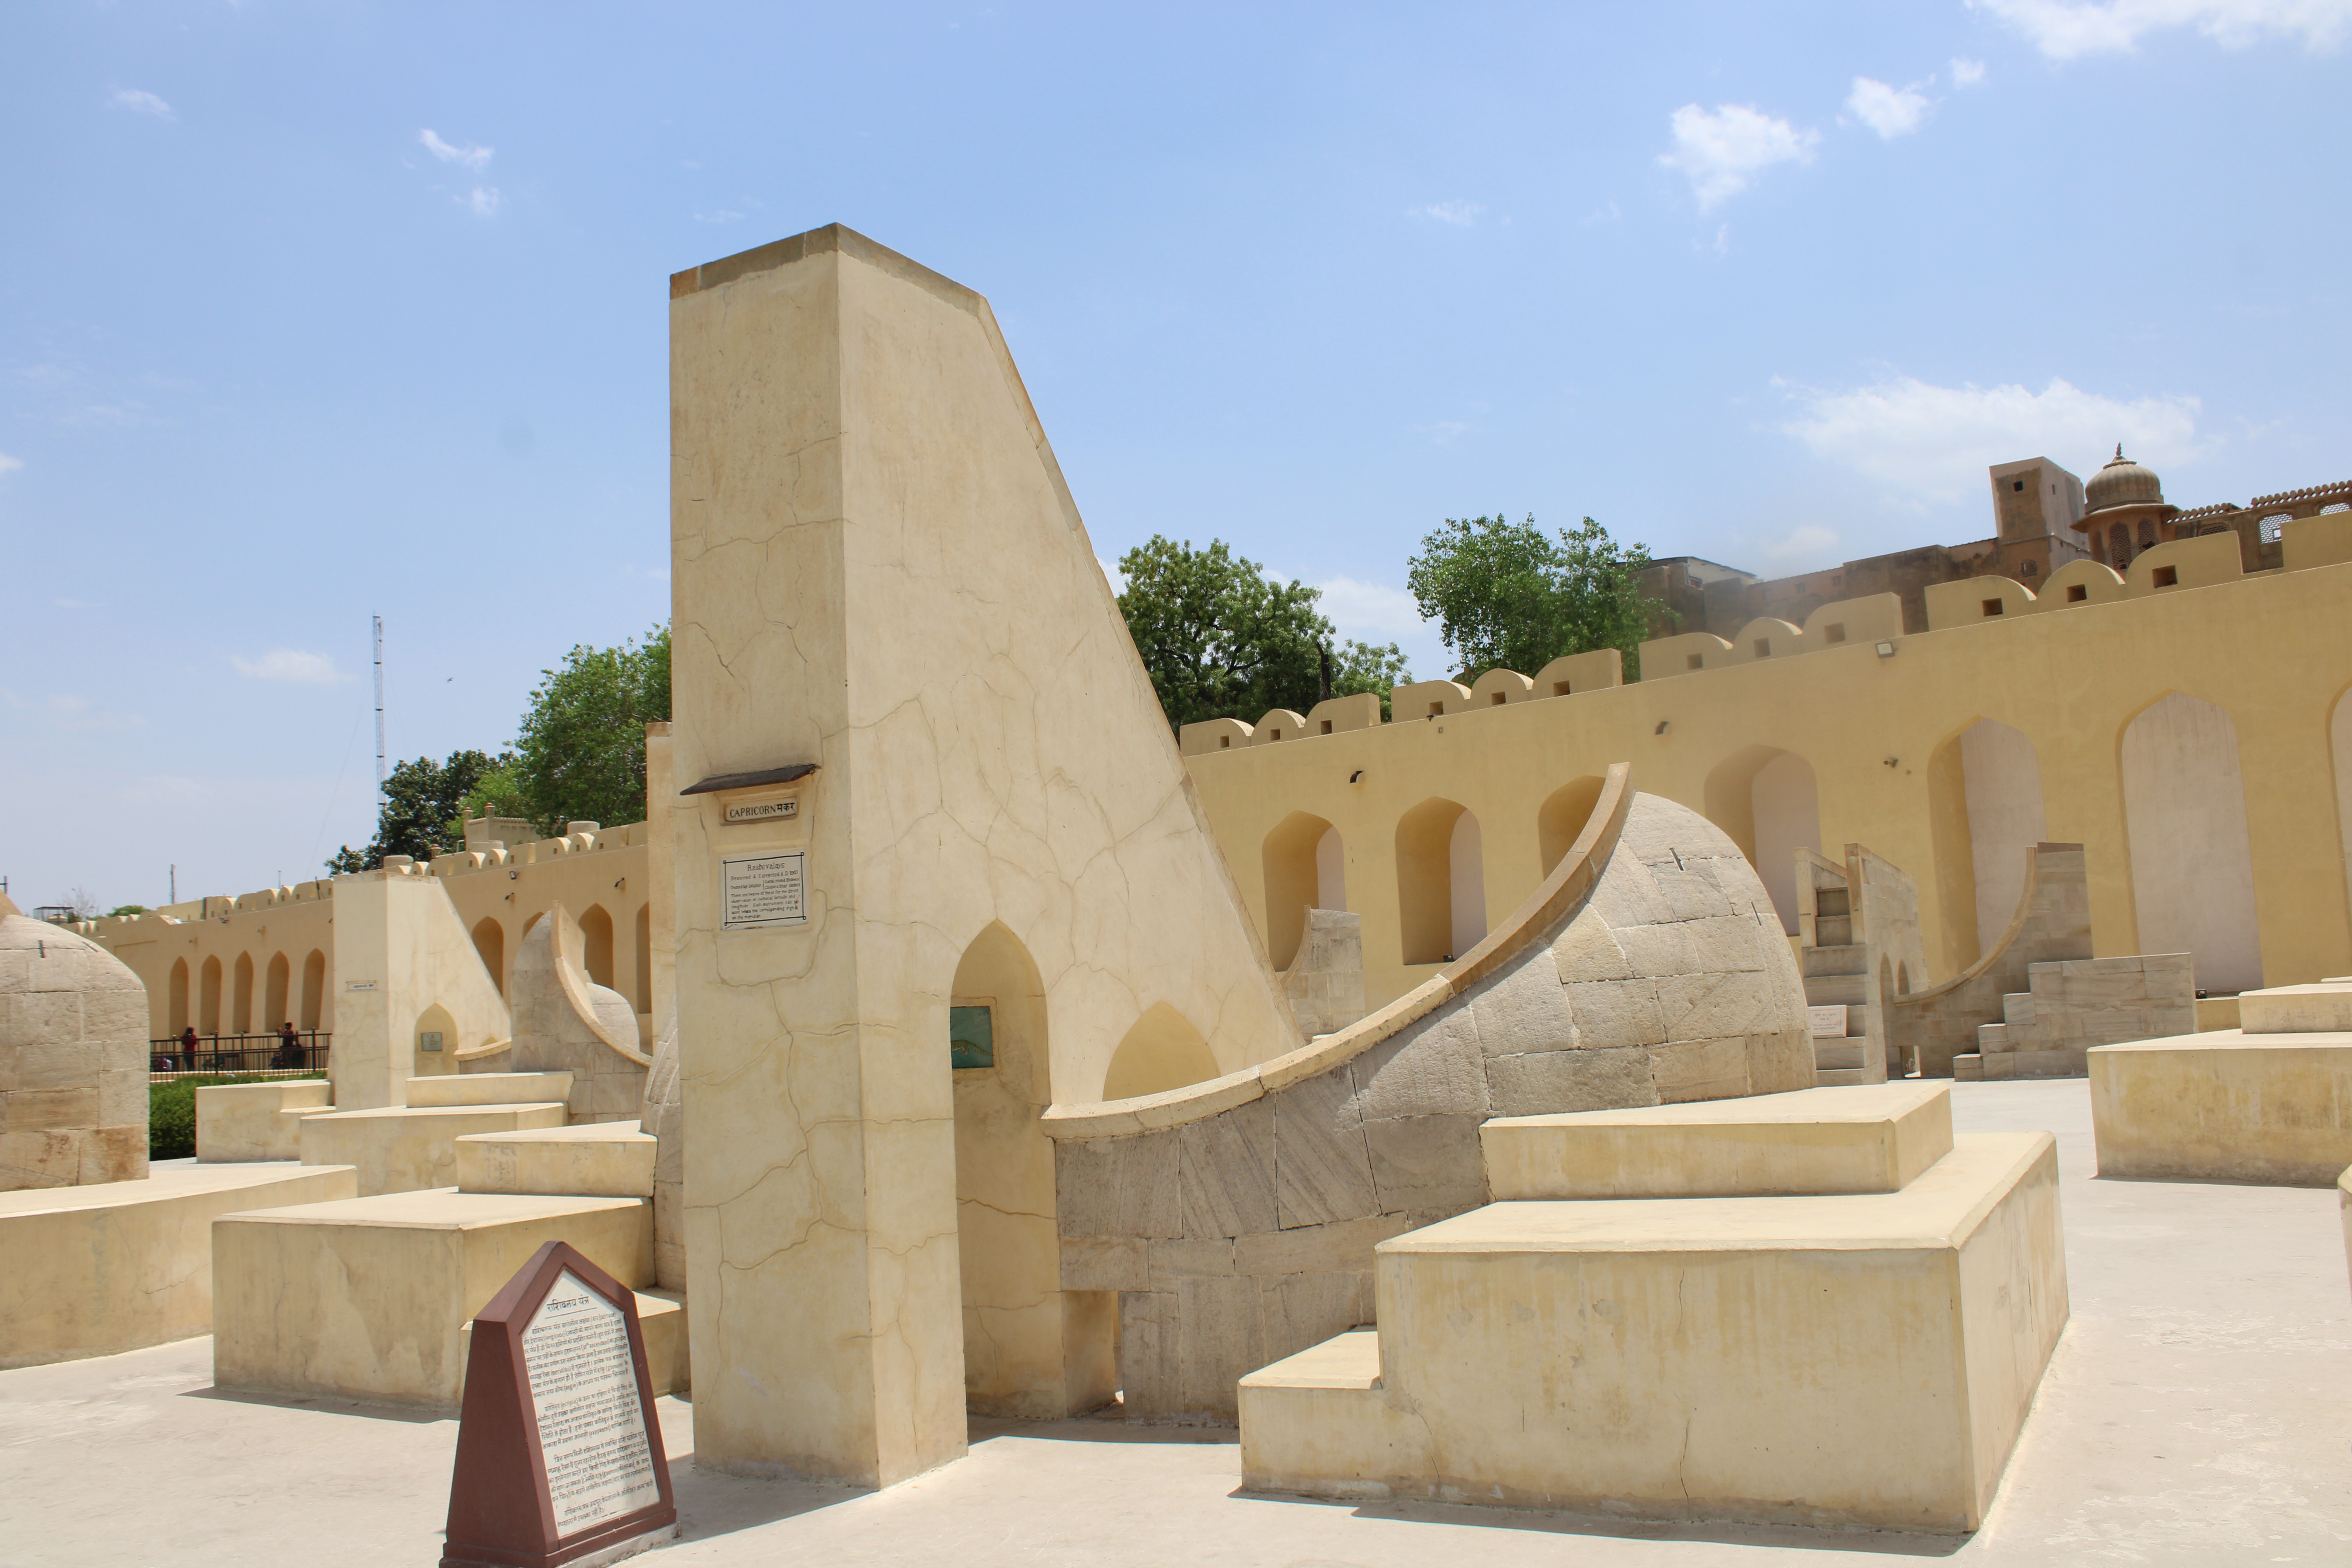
[2085,445,2165,514]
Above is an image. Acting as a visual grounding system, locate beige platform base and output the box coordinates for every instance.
[456,1120,653,1198]
[1481,1082,1952,1200]
[404,1071,574,1109]
[298,1102,567,1196]
[2341,1167,2352,1299]
[2091,1029,2352,1185]
[0,1161,357,1368]
[196,1080,330,1161]
[212,1187,652,1411]
[1241,1131,2067,1534]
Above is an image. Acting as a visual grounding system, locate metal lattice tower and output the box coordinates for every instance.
[373,615,387,797]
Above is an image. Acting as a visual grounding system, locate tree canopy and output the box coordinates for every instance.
[507,625,672,833]
[1405,513,1664,682]
[1115,535,1408,731]
[326,750,507,872]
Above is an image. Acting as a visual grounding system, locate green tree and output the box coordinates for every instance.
[1115,536,1408,731]
[510,625,672,832]
[105,904,148,918]
[326,750,509,872]
[1405,513,1665,682]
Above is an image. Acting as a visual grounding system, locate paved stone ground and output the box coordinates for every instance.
[3,1079,2346,1566]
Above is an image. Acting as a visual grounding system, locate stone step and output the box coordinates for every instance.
[1813,1041,1867,1071]
[1805,974,1867,1007]
[1814,1067,1870,1087]
[1480,1081,1953,1200]
[2002,992,2035,1027]
[2237,982,2352,1035]
[1814,915,1853,947]
[406,1071,574,1109]
[1953,1053,1984,1081]
[212,1186,653,1414]
[456,1120,655,1198]
[1802,944,1867,979]
[298,1103,568,1197]
[1977,1022,2009,1052]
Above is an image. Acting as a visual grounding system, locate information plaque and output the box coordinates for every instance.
[720,849,807,930]
[442,1241,676,1568]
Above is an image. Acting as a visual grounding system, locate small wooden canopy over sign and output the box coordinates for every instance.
[679,762,818,796]
[441,1241,677,1568]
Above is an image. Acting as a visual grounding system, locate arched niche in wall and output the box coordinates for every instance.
[472,918,506,998]
[1261,811,1339,971]
[1537,775,1608,878]
[200,955,223,1034]
[300,949,326,1030]
[1924,717,2050,972]
[632,903,653,1014]
[232,951,254,1034]
[2334,687,2352,937]
[1100,1002,1220,1100]
[168,957,190,1035]
[412,1002,458,1078]
[2120,691,2264,993]
[265,951,291,1033]
[1394,797,1484,965]
[1703,746,1820,935]
[950,921,1110,1417]
[577,904,615,990]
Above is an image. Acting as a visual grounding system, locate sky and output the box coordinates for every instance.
[3,0,2349,913]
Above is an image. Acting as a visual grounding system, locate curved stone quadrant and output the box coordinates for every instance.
[1047,785,1813,1422]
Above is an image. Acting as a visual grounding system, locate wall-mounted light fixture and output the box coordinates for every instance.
[1875,641,1898,657]
[1654,720,1671,735]
[1348,769,1365,784]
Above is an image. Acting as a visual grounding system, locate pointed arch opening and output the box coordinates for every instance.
[1261,811,1341,971]
[232,951,255,1034]
[301,949,326,1030]
[168,958,190,1036]
[1704,746,1820,935]
[2336,688,2352,939]
[1537,775,1608,878]
[265,951,291,1032]
[632,903,653,1014]
[951,921,1114,1417]
[1395,797,1485,964]
[577,903,615,990]
[472,918,506,998]
[2122,691,2263,992]
[200,955,223,1035]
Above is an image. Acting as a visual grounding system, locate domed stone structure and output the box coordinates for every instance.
[0,911,151,1190]
[2085,444,2166,514]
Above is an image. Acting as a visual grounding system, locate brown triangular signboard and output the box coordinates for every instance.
[442,1240,677,1568]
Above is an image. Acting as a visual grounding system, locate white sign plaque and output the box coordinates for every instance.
[522,1270,662,1539]
[723,797,799,826]
[721,850,808,930]
[1807,1004,1849,1039]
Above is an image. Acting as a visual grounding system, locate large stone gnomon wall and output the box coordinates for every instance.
[667,226,1305,1487]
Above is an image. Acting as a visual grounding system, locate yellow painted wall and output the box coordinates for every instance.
[1185,533,2352,1014]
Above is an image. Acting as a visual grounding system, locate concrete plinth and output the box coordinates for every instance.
[455,1120,655,1198]
[2090,1029,2352,1185]
[197,1080,330,1161]
[0,1160,357,1368]
[404,1071,573,1109]
[298,1102,567,1196]
[1241,1131,2067,1533]
[1481,1081,1953,1200]
[212,1187,653,1411]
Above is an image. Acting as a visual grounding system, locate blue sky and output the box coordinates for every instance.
[4,1,2348,911]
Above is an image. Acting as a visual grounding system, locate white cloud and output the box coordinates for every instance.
[1410,201,1485,227]
[419,129,493,171]
[1777,374,2204,503]
[1951,56,1990,85]
[1762,524,1841,561]
[466,186,503,218]
[111,88,173,119]
[0,453,20,474]
[1660,103,1820,210]
[47,693,143,732]
[1311,577,1428,641]
[1973,0,2352,58]
[1846,77,1933,138]
[231,650,348,685]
